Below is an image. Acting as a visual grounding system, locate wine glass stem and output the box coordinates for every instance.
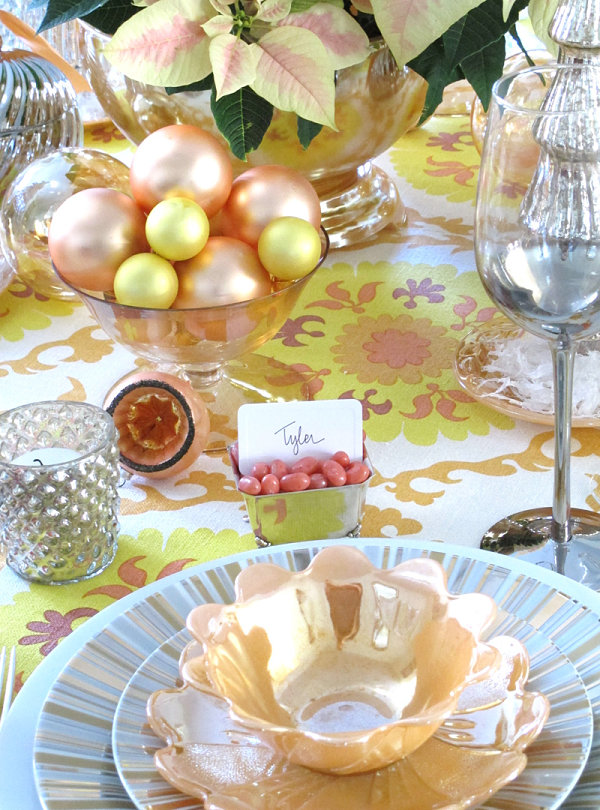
[551,338,575,545]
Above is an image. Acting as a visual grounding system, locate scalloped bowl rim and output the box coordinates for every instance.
[184,546,501,773]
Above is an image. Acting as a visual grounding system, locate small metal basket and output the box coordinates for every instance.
[228,446,373,547]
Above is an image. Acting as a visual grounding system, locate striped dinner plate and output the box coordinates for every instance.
[33,539,600,809]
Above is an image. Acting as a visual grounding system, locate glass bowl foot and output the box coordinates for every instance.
[481,507,600,586]
[317,163,406,249]
[189,356,313,451]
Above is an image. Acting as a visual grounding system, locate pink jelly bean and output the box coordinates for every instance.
[279,472,311,492]
[345,461,371,485]
[251,461,270,480]
[270,459,289,479]
[330,450,350,469]
[229,442,239,467]
[238,475,261,495]
[309,473,329,489]
[322,459,347,487]
[291,456,320,475]
[260,473,280,494]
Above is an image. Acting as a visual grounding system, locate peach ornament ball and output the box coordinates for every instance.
[220,164,322,247]
[48,187,149,291]
[129,124,233,217]
[172,237,272,308]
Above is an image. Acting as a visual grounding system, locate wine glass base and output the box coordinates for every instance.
[481,507,600,586]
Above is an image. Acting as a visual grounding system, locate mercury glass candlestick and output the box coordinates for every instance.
[0,401,121,584]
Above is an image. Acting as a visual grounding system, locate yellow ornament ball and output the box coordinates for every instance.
[114,253,179,308]
[145,197,210,261]
[258,216,322,281]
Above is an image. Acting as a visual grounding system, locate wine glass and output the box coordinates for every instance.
[474,62,600,585]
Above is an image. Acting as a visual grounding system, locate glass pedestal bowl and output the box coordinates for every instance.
[78,24,427,249]
[55,231,328,450]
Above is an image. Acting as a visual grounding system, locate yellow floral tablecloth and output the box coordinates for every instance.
[2,110,599,697]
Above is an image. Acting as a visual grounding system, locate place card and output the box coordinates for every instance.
[237,399,363,475]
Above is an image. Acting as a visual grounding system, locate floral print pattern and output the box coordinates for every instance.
[332,313,457,386]
[0,280,77,342]
[20,608,98,656]
[269,260,510,444]
[1,114,555,695]
[390,117,479,203]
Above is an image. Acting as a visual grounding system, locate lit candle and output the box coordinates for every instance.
[12,448,80,465]
[0,400,121,584]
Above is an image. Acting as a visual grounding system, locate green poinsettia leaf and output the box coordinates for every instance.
[441,0,529,66]
[37,0,109,31]
[297,115,323,148]
[211,85,274,160]
[166,75,215,94]
[81,0,139,35]
[408,0,531,121]
[411,50,463,123]
[460,36,506,110]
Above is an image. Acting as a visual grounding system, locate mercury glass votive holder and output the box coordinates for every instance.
[0,401,120,584]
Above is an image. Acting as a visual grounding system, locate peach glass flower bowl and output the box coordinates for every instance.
[184,545,501,774]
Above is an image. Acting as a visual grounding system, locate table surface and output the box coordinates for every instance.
[2,106,599,706]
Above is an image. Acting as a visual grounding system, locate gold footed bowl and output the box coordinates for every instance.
[55,230,328,451]
[183,547,504,774]
[78,26,427,249]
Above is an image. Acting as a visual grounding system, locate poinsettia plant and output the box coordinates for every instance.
[34,0,558,159]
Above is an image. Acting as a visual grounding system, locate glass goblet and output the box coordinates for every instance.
[475,63,600,585]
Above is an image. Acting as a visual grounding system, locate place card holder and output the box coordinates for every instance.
[230,400,372,546]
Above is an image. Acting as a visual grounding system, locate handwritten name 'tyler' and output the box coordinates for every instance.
[274,421,325,455]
